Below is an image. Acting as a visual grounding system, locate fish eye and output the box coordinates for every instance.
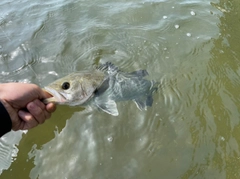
[61,82,70,90]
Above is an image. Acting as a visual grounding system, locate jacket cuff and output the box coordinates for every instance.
[0,102,12,137]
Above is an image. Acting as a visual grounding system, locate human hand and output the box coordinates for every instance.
[0,83,56,130]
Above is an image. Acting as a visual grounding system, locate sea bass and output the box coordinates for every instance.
[43,62,158,116]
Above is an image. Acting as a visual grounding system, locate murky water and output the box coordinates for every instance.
[0,0,240,178]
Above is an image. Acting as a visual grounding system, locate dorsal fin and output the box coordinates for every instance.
[97,62,120,75]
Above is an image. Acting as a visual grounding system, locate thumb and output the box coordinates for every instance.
[42,90,53,99]
[38,88,53,99]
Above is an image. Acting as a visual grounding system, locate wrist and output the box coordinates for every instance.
[0,99,13,133]
[0,83,13,102]
[0,83,6,100]
[0,98,17,130]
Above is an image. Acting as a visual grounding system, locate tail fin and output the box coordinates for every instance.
[134,80,159,110]
[146,80,159,107]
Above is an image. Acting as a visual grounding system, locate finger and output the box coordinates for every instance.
[27,100,50,124]
[27,100,50,123]
[34,100,53,120]
[46,103,57,113]
[18,110,39,130]
[41,89,53,99]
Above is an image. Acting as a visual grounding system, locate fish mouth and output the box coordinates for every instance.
[43,87,67,104]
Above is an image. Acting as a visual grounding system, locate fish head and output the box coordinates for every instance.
[43,71,106,106]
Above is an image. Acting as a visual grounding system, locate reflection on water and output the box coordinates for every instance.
[28,106,175,179]
[0,131,25,174]
[1,0,240,178]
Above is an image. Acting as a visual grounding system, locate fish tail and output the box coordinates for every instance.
[134,80,159,110]
[146,80,159,107]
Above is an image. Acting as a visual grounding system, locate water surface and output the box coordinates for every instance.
[1,0,240,178]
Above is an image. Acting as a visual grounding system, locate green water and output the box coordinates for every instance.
[0,0,240,178]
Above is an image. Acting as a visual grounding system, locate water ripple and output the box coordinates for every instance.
[0,0,232,178]
[0,131,24,174]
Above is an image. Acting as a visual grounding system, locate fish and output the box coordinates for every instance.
[43,62,158,116]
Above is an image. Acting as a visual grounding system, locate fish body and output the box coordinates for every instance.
[90,63,157,115]
[44,62,158,116]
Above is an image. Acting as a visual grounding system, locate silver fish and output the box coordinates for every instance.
[44,62,158,116]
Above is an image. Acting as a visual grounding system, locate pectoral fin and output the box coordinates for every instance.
[96,99,119,116]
